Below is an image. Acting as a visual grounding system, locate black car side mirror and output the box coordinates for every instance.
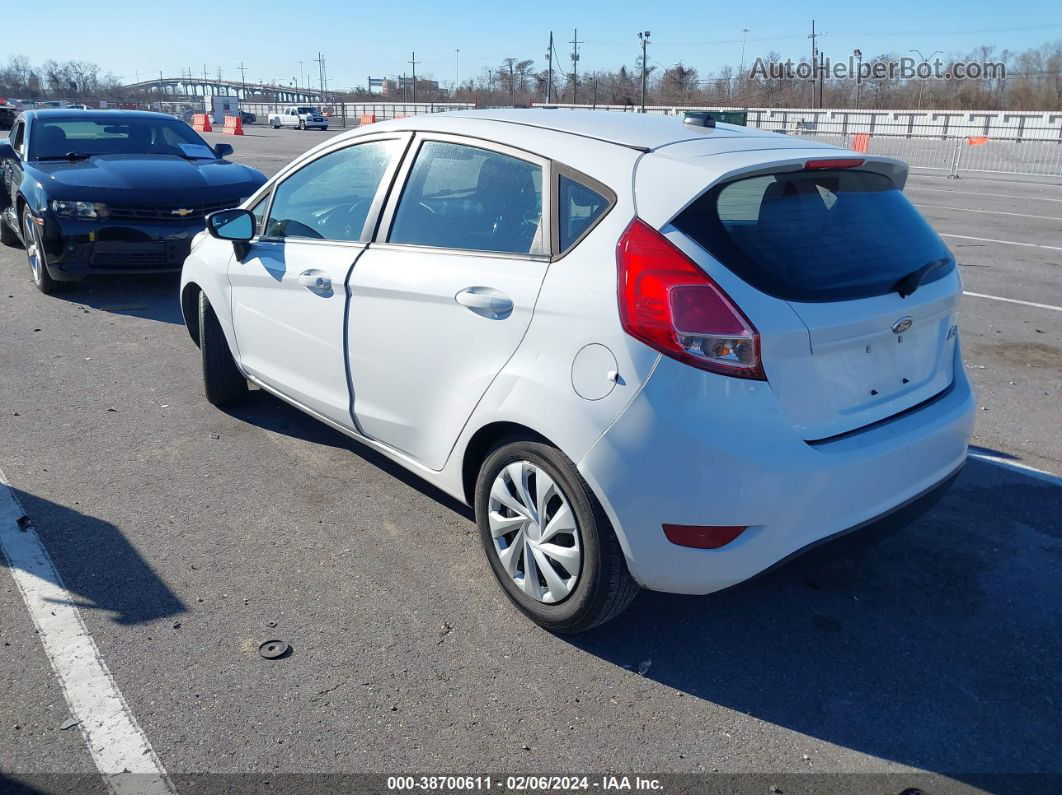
[214,142,234,158]
[207,208,254,241]
[0,139,15,160]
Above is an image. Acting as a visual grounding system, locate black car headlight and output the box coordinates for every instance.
[50,200,110,219]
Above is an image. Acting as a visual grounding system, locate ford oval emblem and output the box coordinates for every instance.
[892,316,913,334]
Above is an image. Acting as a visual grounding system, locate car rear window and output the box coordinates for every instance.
[673,169,954,302]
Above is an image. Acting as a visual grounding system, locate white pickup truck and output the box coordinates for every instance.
[267,106,328,130]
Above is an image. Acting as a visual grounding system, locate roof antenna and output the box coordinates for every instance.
[683,111,716,128]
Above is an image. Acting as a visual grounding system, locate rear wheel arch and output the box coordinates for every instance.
[461,421,554,506]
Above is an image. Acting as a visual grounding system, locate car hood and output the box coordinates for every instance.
[29,155,265,201]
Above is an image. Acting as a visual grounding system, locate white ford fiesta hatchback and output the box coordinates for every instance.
[181,110,975,633]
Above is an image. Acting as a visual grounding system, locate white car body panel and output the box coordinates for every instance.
[180,110,975,596]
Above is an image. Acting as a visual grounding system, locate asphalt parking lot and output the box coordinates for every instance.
[1,125,1060,792]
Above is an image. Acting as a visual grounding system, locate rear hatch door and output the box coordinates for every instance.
[667,159,959,440]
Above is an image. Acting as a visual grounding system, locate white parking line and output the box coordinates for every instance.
[963,291,1062,312]
[915,203,1062,222]
[942,233,1062,251]
[908,186,1062,203]
[968,452,1062,486]
[0,470,175,795]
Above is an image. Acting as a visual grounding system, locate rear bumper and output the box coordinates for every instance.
[577,345,976,594]
[41,215,203,279]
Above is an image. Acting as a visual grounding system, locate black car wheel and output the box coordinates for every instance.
[22,209,62,294]
[199,291,248,406]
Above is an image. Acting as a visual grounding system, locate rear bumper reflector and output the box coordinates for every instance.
[662,524,748,549]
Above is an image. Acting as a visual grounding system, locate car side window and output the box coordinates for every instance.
[263,139,399,242]
[248,194,269,236]
[558,175,608,253]
[389,141,543,255]
[11,121,25,156]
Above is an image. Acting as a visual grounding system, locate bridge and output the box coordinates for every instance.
[121,76,327,103]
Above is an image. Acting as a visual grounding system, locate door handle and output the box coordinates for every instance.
[298,269,332,294]
[455,287,513,319]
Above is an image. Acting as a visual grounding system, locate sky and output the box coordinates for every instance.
[9,0,1062,91]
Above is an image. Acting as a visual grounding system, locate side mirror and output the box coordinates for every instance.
[206,208,254,241]
[0,139,15,160]
[214,142,234,158]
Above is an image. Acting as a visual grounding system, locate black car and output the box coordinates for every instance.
[0,109,266,293]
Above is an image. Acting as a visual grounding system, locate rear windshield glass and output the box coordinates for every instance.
[673,169,954,302]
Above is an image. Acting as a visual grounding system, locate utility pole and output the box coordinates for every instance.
[409,51,419,102]
[157,71,164,109]
[455,48,460,93]
[808,20,819,108]
[509,60,516,107]
[638,30,651,113]
[570,28,582,104]
[546,32,554,103]
[314,52,327,96]
[203,64,208,82]
[238,62,247,98]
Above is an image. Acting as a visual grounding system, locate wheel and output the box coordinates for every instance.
[198,291,248,406]
[0,212,17,246]
[22,208,62,294]
[475,441,639,633]
[298,119,306,130]
[271,120,279,129]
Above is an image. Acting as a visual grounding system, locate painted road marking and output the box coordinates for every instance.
[908,186,1062,203]
[916,203,1062,222]
[942,233,1062,251]
[962,291,1062,312]
[0,469,175,795]
[968,451,1062,486]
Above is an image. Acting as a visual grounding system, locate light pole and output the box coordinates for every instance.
[455,49,460,94]
[910,49,941,110]
[853,49,862,109]
[638,30,651,113]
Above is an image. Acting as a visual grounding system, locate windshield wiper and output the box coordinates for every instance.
[37,152,92,161]
[892,257,951,298]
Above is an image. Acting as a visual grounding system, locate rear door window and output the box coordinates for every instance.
[388,141,544,255]
[674,169,954,302]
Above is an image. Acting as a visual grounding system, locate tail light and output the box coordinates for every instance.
[616,218,765,380]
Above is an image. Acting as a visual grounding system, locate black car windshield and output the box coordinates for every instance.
[30,117,216,160]
[297,107,316,114]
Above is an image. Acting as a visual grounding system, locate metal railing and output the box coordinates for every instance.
[237,101,475,128]
[793,130,1062,178]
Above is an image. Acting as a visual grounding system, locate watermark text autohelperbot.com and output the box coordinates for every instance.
[750,56,1006,82]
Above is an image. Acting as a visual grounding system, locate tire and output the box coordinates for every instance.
[22,208,62,294]
[475,440,638,633]
[271,120,279,129]
[298,119,306,130]
[198,291,248,406]
[0,212,17,246]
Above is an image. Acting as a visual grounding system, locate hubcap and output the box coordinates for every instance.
[488,461,582,604]
[23,215,41,281]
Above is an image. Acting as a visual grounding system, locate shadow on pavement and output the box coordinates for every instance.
[52,273,183,325]
[4,488,186,626]
[566,458,1062,778]
[223,389,474,520]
